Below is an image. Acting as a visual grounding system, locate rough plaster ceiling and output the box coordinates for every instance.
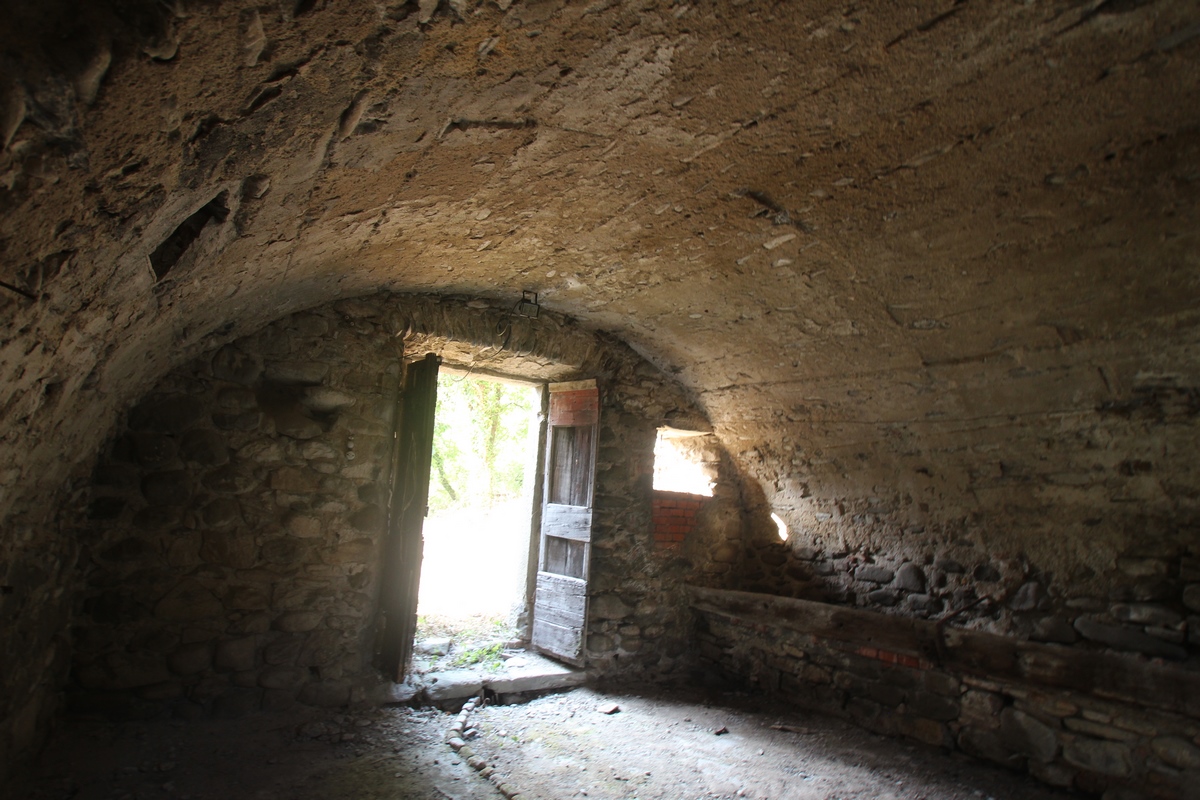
[1,0,1198,570]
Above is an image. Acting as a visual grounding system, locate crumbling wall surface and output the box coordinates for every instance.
[693,588,1200,800]
[66,292,714,730]
[697,400,1200,795]
[586,416,736,674]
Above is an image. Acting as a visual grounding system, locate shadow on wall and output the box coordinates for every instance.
[76,304,404,719]
[694,446,1200,798]
[733,496,1199,664]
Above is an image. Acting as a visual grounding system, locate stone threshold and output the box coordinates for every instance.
[376,651,586,708]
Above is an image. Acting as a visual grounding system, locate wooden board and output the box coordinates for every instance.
[544,536,587,580]
[548,425,594,505]
[379,354,440,682]
[531,619,584,662]
[533,572,587,664]
[542,505,592,541]
[533,382,599,665]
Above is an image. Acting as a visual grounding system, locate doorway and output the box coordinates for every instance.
[413,370,541,669]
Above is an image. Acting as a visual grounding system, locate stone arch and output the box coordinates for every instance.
[66,291,739,720]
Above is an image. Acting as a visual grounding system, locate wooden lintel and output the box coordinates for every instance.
[548,379,597,393]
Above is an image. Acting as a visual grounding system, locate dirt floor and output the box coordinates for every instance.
[16,682,1077,800]
[464,686,1077,800]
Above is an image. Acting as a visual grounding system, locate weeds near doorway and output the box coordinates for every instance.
[451,641,506,670]
[415,612,519,672]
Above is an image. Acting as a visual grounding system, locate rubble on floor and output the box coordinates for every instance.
[17,683,1079,800]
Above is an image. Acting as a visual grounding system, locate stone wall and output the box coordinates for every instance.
[720,503,1199,664]
[587,427,748,668]
[68,292,728,722]
[74,298,405,719]
[1,0,1196,788]
[683,379,1200,797]
[693,588,1200,799]
[585,414,743,672]
[703,355,1200,665]
[0,509,75,787]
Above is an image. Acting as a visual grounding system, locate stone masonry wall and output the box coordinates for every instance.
[579,372,724,674]
[693,588,1200,800]
[703,357,1200,665]
[70,292,726,721]
[724,504,1200,665]
[75,299,405,719]
[587,425,748,672]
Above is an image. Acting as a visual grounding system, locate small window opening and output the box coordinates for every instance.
[772,512,790,542]
[653,427,716,496]
[149,192,229,281]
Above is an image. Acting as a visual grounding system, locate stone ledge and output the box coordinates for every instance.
[688,586,1200,719]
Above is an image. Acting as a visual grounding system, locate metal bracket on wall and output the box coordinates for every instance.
[517,290,540,319]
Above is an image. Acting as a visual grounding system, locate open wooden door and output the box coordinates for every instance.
[379,353,440,682]
[531,380,599,665]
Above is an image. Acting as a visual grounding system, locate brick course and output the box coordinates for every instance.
[652,491,706,548]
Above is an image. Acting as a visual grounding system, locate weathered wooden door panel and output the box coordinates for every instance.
[541,505,592,541]
[379,353,440,682]
[532,572,587,660]
[531,380,599,665]
[548,424,594,505]
[544,535,587,579]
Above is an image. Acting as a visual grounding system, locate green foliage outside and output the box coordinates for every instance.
[428,373,537,513]
[416,613,513,670]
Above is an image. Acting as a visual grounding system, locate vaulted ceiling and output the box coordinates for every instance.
[2,1,1198,570]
